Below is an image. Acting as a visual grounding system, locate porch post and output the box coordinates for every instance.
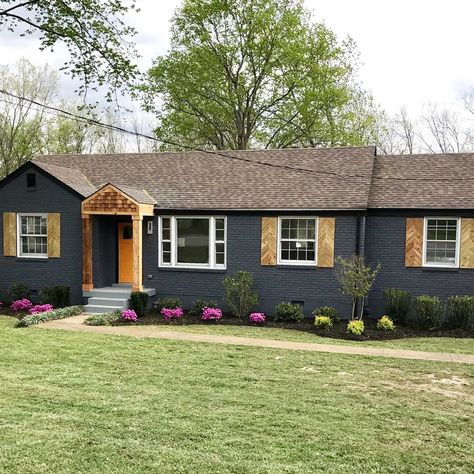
[132,215,143,292]
[82,215,93,291]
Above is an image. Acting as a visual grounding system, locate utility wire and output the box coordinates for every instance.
[0,89,471,183]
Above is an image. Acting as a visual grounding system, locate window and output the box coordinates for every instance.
[278,217,317,265]
[424,217,460,267]
[159,216,226,269]
[26,173,36,189]
[18,214,47,257]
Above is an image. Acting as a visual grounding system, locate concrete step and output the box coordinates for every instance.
[87,297,129,309]
[84,304,123,314]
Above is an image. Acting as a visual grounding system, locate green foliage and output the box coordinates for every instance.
[383,288,411,323]
[336,255,381,320]
[188,299,218,318]
[222,272,258,319]
[446,296,474,330]
[142,0,377,151]
[347,320,364,336]
[273,302,304,322]
[7,282,30,301]
[314,315,333,330]
[84,311,121,326]
[39,286,70,308]
[16,306,83,327]
[153,297,183,312]
[376,316,395,332]
[415,296,444,331]
[312,306,338,321]
[129,292,149,317]
[0,1,138,101]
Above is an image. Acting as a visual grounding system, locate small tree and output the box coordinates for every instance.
[223,271,258,320]
[335,255,381,320]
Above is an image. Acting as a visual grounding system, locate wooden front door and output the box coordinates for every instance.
[118,222,133,283]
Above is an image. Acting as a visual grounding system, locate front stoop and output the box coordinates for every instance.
[83,284,156,314]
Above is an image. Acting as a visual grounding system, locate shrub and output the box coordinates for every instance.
[39,286,70,308]
[347,320,364,336]
[121,309,138,322]
[8,282,30,301]
[415,295,443,330]
[29,304,54,315]
[446,296,474,329]
[17,305,83,327]
[188,299,218,317]
[376,315,395,331]
[314,315,333,330]
[223,271,258,319]
[161,307,184,321]
[273,302,304,322]
[312,306,338,321]
[249,312,265,324]
[383,288,410,323]
[129,291,149,317]
[84,310,120,326]
[10,299,32,312]
[154,297,182,312]
[202,307,223,321]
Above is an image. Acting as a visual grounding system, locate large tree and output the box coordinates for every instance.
[0,0,138,100]
[142,0,378,150]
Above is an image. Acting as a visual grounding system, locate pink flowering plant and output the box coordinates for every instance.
[249,312,266,324]
[122,309,138,322]
[29,304,54,315]
[201,307,223,321]
[10,299,32,312]
[161,307,184,321]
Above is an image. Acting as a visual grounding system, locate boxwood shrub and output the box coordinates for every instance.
[153,297,182,313]
[273,302,304,322]
[383,288,410,323]
[446,296,474,330]
[415,295,443,330]
[39,285,71,308]
[129,291,149,317]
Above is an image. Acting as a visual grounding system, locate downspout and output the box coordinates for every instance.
[354,213,367,318]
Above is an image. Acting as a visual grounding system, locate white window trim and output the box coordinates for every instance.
[422,216,460,268]
[277,216,318,266]
[17,213,48,259]
[158,216,227,270]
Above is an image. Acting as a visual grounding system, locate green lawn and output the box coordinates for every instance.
[0,315,473,473]
[123,322,474,355]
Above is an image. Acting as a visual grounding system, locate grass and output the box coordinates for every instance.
[0,316,473,473]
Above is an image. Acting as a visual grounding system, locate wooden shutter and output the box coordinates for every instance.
[261,217,277,265]
[47,213,61,258]
[317,217,335,268]
[405,217,423,267]
[3,212,17,257]
[460,218,474,269]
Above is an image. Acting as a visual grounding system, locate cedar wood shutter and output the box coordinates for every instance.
[460,218,474,269]
[47,213,61,258]
[260,217,336,268]
[3,212,17,256]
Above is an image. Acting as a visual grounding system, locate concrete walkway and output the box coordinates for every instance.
[38,314,474,364]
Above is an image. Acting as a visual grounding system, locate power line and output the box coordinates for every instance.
[0,89,472,183]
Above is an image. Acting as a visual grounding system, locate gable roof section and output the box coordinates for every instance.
[34,146,376,210]
[369,153,474,209]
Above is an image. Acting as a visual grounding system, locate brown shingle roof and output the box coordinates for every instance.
[369,153,474,209]
[35,147,376,210]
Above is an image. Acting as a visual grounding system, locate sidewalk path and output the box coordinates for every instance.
[38,314,474,364]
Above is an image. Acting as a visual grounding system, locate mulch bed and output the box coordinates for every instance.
[112,312,473,342]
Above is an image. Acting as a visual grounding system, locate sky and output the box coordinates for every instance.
[0,0,473,116]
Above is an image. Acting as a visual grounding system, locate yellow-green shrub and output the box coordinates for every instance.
[377,315,395,331]
[314,315,333,330]
[347,320,364,336]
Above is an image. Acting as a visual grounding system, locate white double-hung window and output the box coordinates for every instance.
[278,217,317,265]
[159,216,226,269]
[18,214,48,258]
[423,217,460,267]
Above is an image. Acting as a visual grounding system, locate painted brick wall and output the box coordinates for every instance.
[365,212,474,317]
[143,213,359,316]
[0,166,84,303]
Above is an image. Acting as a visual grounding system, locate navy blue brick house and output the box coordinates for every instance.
[1,146,473,317]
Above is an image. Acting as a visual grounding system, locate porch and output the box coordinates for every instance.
[81,183,157,306]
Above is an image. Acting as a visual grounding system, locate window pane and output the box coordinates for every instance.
[177,218,209,264]
[426,218,458,265]
[216,252,225,265]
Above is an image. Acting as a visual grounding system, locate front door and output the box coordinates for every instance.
[118,222,133,283]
